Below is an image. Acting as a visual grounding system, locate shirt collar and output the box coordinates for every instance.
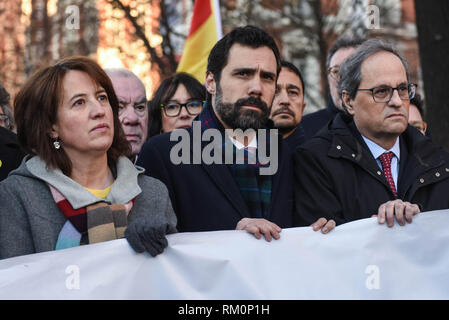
[228,134,258,150]
[362,135,400,160]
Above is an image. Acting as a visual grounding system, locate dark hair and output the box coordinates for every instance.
[410,93,424,117]
[280,60,305,95]
[206,25,281,99]
[148,72,206,137]
[338,38,410,108]
[326,36,365,69]
[14,56,130,175]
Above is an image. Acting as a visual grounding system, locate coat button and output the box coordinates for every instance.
[446,168,449,172]
[419,178,425,183]
[435,172,440,177]
[377,171,382,175]
[351,153,356,158]
[0,159,2,168]
[336,145,341,150]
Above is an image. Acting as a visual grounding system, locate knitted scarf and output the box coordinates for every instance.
[199,101,272,218]
[49,184,134,249]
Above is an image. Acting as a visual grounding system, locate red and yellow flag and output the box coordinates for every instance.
[176,0,222,83]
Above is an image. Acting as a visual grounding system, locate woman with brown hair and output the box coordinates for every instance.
[0,56,177,260]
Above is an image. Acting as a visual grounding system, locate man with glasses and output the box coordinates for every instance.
[293,38,449,228]
[105,69,148,162]
[408,93,428,136]
[301,37,365,141]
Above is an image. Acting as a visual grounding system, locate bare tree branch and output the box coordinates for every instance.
[108,0,176,76]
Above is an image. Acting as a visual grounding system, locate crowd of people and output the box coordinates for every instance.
[0,25,448,261]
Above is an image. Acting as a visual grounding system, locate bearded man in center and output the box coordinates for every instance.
[137,26,334,240]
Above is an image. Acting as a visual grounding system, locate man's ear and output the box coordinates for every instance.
[205,71,216,95]
[341,91,355,116]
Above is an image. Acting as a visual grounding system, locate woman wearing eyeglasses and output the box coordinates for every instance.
[148,73,206,138]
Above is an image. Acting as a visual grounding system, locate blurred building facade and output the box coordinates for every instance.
[0,0,420,112]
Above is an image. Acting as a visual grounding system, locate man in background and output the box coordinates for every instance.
[408,93,428,136]
[301,37,364,140]
[106,69,148,162]
[270,60,306,151]
[0,83,14,131]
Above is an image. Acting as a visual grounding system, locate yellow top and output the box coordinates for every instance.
[86,185,112,199]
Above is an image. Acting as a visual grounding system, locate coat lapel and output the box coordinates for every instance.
[194,133,249,219]
[201,161,249,219]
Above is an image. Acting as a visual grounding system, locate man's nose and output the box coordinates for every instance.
[388,88,403,107]
[121,106,139,124]
[248,77,263,97]
[277,89,290,106]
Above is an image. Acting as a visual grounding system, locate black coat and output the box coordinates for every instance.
[301,99,341,141]
[0,126,25,181]
[293,113,449,226]
[284,124,305,153]
[136,127,294,232]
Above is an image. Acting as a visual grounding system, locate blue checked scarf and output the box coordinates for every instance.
[199,101,272,218]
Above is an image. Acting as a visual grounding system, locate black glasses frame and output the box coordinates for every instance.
[160,100,204,117]
[357,83,417,103]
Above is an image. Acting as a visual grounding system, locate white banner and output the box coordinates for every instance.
[1,210,449,299]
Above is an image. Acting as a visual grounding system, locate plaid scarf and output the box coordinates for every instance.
[199,101,272,218]
[49,184,134,249]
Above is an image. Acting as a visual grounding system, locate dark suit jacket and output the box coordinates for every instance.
[0,126,25,181]
[301,99,341,141]
[137,126,294,232]
[284,124,305,153]
[294,113,449,226]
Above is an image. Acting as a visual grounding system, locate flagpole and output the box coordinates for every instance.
[213,0,223,39]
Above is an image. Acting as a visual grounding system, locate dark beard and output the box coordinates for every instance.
[214,85,270,130]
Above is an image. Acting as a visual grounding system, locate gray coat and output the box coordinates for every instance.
[0,156,177,260]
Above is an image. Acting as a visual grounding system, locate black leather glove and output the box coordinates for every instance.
[125,218,170,257]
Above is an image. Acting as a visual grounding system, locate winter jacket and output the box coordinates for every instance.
[294,113,449,226]
[0,156,177,260]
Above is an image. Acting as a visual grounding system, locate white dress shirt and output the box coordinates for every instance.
[228,134,258,150]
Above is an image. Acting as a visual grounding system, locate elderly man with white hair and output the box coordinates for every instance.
[105,69,148,162]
